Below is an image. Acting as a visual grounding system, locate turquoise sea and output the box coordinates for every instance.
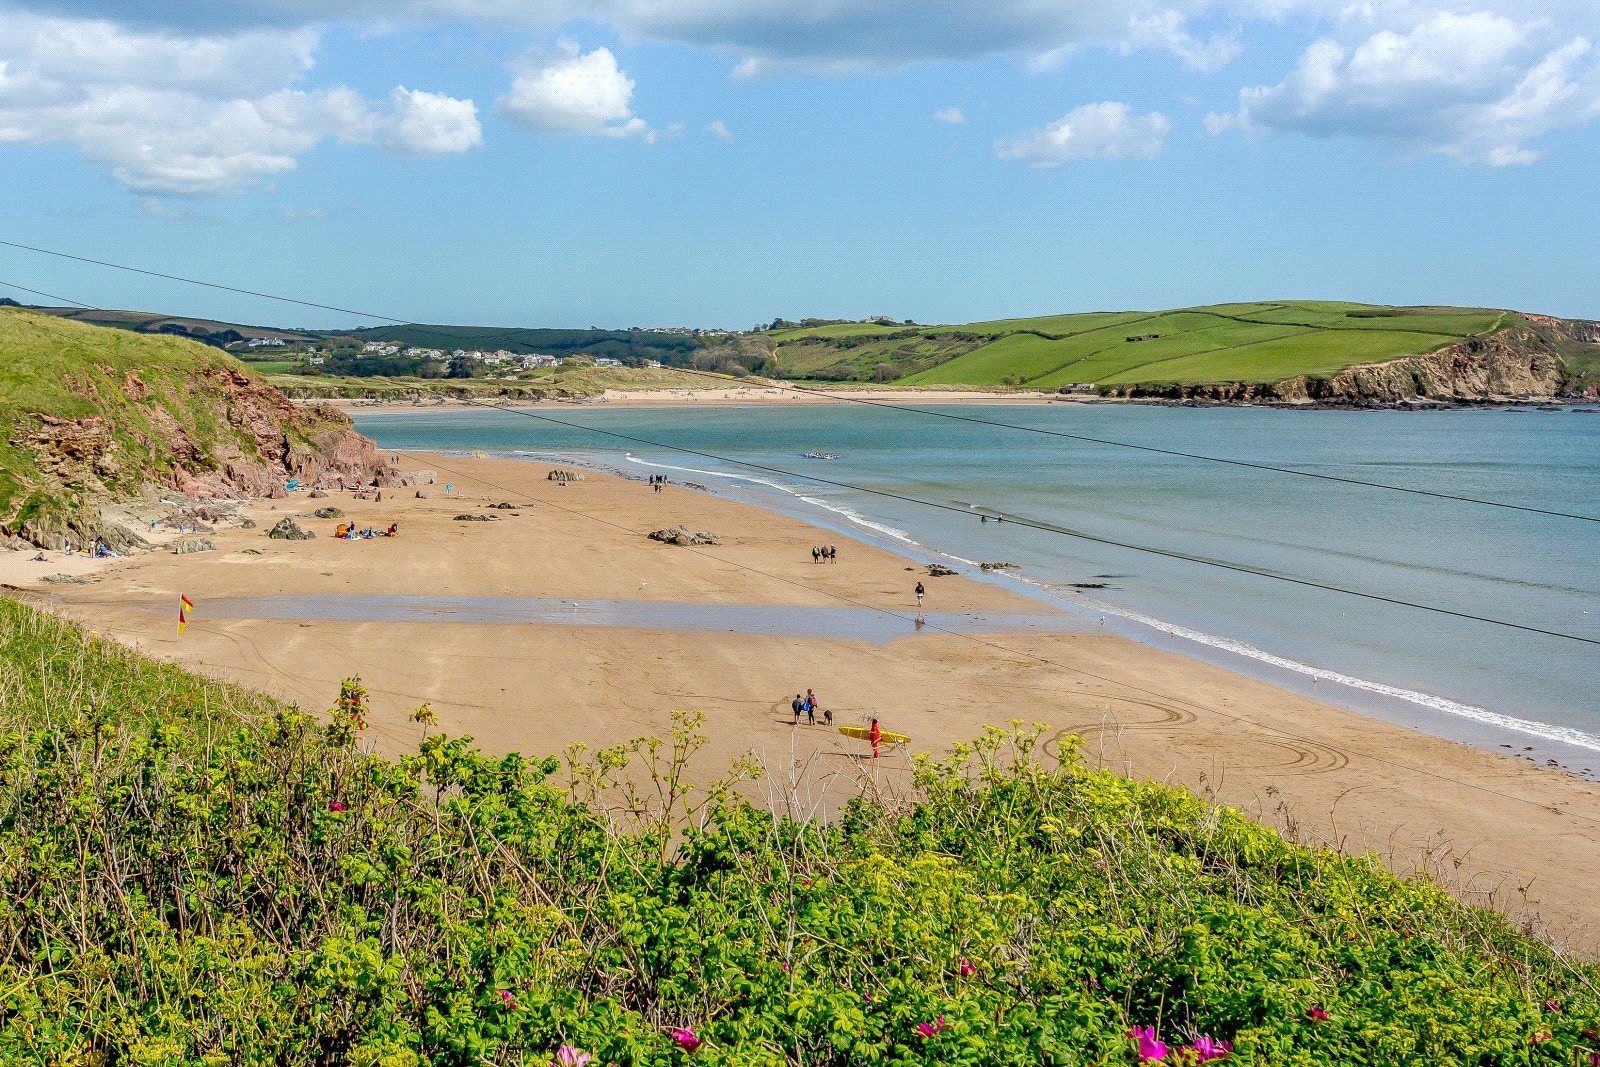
[354,403,1600,767]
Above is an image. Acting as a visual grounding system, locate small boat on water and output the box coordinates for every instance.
[801,451,838,460]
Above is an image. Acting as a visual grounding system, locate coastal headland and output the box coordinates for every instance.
[20,451,1600,949]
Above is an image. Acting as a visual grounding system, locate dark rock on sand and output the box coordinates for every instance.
[170,538,216,554]
[454,514,498,522]
[649,525,718,547]
[312,507,345,519]
[926,564,958,576]
[267,517,314,540]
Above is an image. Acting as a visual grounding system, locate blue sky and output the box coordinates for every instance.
[1,1,1597,329]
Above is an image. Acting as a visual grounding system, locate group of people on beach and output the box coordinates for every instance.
[811,545,838,563]
[789,689,830,726]
[336,522,398,540]
[648,474,669,493]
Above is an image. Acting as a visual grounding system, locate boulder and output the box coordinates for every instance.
[648,525,718,547]
[42,573,90,584]
[979,562,1019,571]
[415,490,433,499]
[547,469,585,483]
[267,517,314,541]
[170,538,216,554]
[312,507,344,519]
[454,514,498,522]
[926,564,958,577]
[309,489,330,499]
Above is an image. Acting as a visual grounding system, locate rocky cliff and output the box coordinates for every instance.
[1100,315,1600,405]
[1,309,399,549]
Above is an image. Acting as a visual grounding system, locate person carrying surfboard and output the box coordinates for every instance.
[869,717,881,759]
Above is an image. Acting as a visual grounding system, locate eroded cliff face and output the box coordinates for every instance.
[1101,316,1599,405]
[10,365,399,549]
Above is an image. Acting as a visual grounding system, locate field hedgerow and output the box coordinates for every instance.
[0,596,1596,1066]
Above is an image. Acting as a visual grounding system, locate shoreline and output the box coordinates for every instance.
[10,452,1600,947]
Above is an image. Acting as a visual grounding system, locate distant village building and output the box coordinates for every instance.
[593,357,623,367]
[246,337,287,348]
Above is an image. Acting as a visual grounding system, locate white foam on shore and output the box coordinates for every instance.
[620,454,922,546]
[532,449,1600,757]
[1049,590,1600,754]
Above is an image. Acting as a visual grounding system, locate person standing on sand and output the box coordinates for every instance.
[869,717,882,760]
[805,688,817,725]
[791,694,804,723]
[812,546,820,564]
[915,581,925,607]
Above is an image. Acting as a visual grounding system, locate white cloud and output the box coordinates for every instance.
[706,118,733,141]
[934,106,966,124]
[1124,11,1241,72]
[382,85,482,154]
[0,12,479,194]
[1212,11,1600,164]
[499,43,650,138]
[995,101,1170,165]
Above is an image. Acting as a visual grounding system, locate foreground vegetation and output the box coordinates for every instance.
[770,302,1521,388]
[267,364,741,401]
[2,597,1596,1065]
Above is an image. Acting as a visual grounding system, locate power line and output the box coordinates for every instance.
[4,235,1594,524]
[3,272,1592,646]
[0,279,98,309]
[448,398,1600,647]
[402,449,1600,826]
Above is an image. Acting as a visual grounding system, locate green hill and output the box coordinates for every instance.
[770,301,1600,399]
[2,595,1598,1064]
[0,308,381,547]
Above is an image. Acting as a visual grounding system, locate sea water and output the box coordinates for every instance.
[355,403,1600,764]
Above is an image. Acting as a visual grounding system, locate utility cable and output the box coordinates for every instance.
[3,236,1595,523]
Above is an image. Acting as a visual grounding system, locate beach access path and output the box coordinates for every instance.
[22,453,1600,950]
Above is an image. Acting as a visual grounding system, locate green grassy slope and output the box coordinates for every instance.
[771,302,1514,388]
[2,596,1597,1064]
[0,308,344,542]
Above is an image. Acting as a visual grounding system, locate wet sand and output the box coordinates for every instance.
[20,453,1600,951]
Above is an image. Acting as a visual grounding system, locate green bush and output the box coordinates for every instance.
[0,597,1595,1065]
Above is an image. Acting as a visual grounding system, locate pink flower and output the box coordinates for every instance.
[498,989,518,1009]
[328,800,347,812]
[779,962,791,973]
[669,1027,701,1053]
[959,958,976,978]
[1127,1026,1169,1062]
[1186,1035,1232,1062]
[1307,1006,1329,1022]
[1531,1032,1552,1046]
[915,1015,947,1039]
[1544,999,1563,1012]
[553,1048,590,1067]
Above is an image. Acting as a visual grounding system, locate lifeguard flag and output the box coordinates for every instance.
[178,594,194,636]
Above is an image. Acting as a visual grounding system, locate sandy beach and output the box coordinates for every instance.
[321,384,1073,415]
[12,452,1600,948]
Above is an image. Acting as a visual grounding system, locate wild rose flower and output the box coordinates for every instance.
[1127,1026,1169,1062]
[779,962,791,973]
[1187,1035,1232,1062]
[915,1016,947,1039]
[498,989,518,1009]
[553,1048,590,1067]
[959,958,976,977]
[1307,1006,1329,1022]
[1544,999,1563,1012]
[669,1027,701,1053]
[1531,1032,1552,1046]
[328,800,346,812]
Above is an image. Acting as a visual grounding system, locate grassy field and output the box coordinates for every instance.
[771,302,1515,388]
[3,595,1598,1064]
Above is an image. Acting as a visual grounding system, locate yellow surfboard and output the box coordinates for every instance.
[839,725,911,745]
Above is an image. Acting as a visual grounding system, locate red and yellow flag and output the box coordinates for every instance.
[178,594,194,636]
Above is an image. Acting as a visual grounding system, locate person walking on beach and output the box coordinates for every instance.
[805,688,818,725]
[812,546,820,564]
[915,581,925,607]
[868,717,882,760]
[827,545,837,563]
[791,694,804,724]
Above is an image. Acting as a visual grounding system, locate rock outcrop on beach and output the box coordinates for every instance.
[648,525,718,546]
[0,308,401,549]
[267,518,314,541]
